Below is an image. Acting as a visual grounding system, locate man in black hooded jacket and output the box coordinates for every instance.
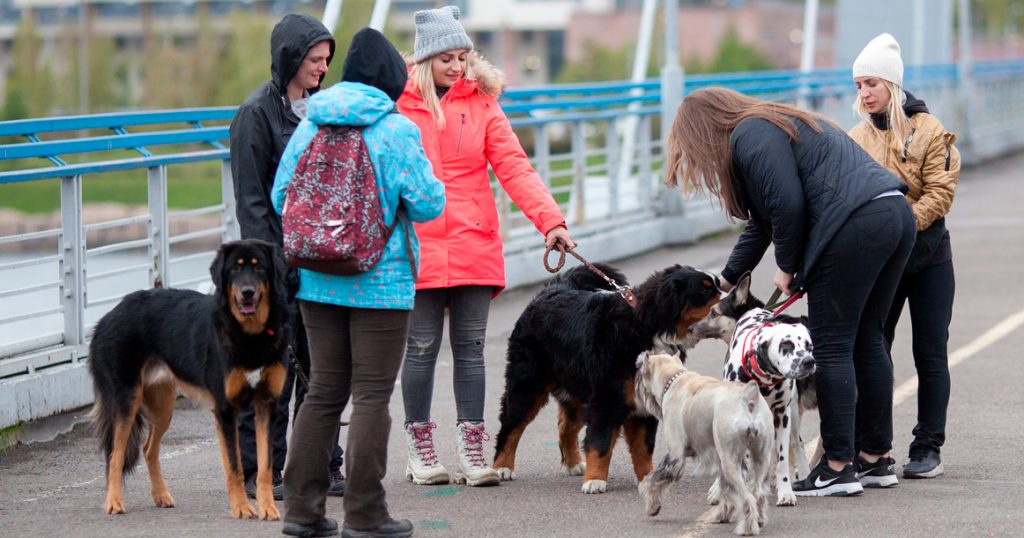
[229,12,345,500]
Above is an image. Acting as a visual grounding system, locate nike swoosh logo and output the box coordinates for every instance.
[814,475,840,487]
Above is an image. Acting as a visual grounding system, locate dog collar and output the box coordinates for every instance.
[740,324,783,388]
[663,370,685,396]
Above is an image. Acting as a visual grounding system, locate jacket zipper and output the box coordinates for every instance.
[456,113,466,153]
[901,128,916,163]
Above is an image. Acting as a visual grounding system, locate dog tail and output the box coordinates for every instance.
[91,391,147,479]
[741,381,766,439]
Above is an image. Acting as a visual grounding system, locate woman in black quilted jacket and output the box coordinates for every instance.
[665,87,915,497]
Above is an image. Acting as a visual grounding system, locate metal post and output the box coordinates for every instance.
[322,0,344,34]
[638,114,653,207]
[78,0,88,113]
[534,125,551,190]
[60,175,85,346]
[369,0,392,31]
[221,160,239,242]
[572,121,586,225]
[616,0,658,198]
[148,166,170,289]
[605,120,620,216]
[798,0,819,108]
[913,0,926,65]
[957,0,974,153]
[660,0,684,213]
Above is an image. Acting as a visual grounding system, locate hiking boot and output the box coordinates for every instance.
[404,421,450,485]
[453,421,500,487]
[246,469,284,501]
[793,456,864,497]
[282,517,339,537]
[855,455,899,488]
[341,518,413,538]
[327,466,346,497]
[903,449,943,478]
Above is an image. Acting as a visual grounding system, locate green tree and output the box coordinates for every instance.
[689,26,776,74]
[554,40,657,83]
[3,19,56,119]
[214,11,274,106]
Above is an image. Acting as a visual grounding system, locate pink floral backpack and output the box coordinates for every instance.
[282,125,411,276]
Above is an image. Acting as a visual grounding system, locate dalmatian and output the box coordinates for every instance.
[704,276,816,507]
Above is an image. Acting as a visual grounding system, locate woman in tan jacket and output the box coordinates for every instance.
[849,33,960,480]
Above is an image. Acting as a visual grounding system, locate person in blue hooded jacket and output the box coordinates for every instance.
[273,28,444,538]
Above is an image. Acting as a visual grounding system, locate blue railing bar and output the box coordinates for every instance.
[191,121,228,151]
[87,262,151,281]
[169,204,224,219]
[0,149,230,183]
[0,126,228,160]
[510,106,660,128]
[0,228,60,245]
[0,305,63,325]
[112,126,154,158]
[0,281,60,299]
[83,214,150,232]
[25,133,68,167]
[504,79,660,99]
[503,94,660,114]
[168,226,225,245]
[169,250,216,265]
[87,238,151,256]
[0,107,237,137]
[0,254,62,272]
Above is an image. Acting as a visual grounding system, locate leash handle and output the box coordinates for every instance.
[543,244,638,309]
[771,289,805,317]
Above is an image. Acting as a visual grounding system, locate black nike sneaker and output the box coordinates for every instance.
[793,456,864,497]
[856,455,899,488]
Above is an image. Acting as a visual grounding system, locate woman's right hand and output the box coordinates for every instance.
[719,275,734,292]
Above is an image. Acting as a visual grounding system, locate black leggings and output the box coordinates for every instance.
[883,258,954,455]
[805,195,915,462]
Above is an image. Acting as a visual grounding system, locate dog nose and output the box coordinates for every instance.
[801,356,816,371]
[241,287,256,300]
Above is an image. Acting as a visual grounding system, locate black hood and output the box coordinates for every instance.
[270,13,336,92]
[341,28,408,103]
[870,90,930,130]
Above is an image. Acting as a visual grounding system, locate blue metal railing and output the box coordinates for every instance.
[2,60,1024,429]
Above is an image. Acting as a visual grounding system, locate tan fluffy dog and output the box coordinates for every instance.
[634,351,773,536]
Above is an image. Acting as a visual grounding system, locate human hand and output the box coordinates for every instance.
[719,275,734,292]
[545,226,575,250]
[774,268,794,296]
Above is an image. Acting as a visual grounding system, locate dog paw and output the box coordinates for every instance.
[152,490,175,508]
[496,467,516,481]
[258,502,280,521]
[231,501,258,519]
[776,492,797,507]
[707,479,722,505]
[562,462,585,476]
[104,496,126,515]
[581,479,607,494]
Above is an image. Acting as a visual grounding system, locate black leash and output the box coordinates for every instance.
[288,345,348,426]
[543,244,638,309]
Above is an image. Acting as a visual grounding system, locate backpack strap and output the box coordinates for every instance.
[380,205,418,283]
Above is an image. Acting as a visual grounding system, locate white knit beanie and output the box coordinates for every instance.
[413,6,474,63]
[852,33,904,86]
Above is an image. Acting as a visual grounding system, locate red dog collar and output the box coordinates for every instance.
[740,323,782,388]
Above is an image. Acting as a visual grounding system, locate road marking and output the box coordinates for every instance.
[677,307,1024,537]
[21,439,215,503]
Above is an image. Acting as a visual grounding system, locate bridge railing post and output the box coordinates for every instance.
[638,114,653,208]
[148,165,170,288]
[221,159,239,243]
[59,174,85,347]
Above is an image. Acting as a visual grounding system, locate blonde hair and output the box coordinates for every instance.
[410,53,474,131]
[852,79,912,156]
[665,87,834,220]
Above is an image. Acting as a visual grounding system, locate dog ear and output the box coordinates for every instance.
[210,242,231,300]
[733,272,752,304]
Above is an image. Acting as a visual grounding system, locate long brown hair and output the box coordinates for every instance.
[665,87,834,220]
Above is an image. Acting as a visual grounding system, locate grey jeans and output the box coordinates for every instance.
[401,286,492,424]
[283,300,410,531]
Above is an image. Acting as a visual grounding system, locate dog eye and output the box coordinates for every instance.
[710,311,719,319]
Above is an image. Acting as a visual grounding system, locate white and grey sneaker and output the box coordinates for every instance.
[453,421,500,487]
[856,455,899,488]
[903,449,944,479]
[793,456,864,497]
[404,421,450,485]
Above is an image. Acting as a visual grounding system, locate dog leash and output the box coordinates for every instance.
[288,345,350,427]
[764,287,805,316]
[543,244,638,309]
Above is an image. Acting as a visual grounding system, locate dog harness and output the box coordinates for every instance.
[740,323,783,388]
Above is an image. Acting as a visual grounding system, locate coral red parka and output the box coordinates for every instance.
[397,57,566,294]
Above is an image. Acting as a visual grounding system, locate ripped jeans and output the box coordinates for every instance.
[401,286,493,424]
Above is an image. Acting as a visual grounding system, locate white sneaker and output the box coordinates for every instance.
[404,422,450,485]
[453,421,500,487]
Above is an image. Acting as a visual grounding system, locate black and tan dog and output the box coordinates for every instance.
[88,239,293,520]
[494,263,721,493]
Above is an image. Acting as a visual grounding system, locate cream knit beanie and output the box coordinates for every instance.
[852,33,904,86]
[413,6,474,63]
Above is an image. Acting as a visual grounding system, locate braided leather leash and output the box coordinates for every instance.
[543,244,638,309]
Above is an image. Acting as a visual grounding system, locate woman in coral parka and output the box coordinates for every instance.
[396,5,574,488]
